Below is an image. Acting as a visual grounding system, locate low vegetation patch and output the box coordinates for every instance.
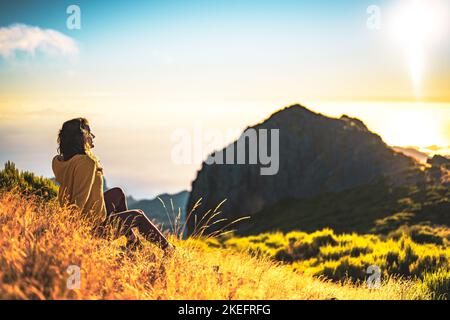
[210,229,449,299]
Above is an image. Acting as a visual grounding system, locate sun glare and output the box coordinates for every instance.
[388,0,449,98]
[379,109,444,147]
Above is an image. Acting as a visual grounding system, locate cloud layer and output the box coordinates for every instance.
[0,24,78,58]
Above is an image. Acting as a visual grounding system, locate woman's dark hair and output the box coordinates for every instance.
[57,118,91,161]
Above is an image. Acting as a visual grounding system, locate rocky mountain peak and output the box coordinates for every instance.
[186,104,419,236]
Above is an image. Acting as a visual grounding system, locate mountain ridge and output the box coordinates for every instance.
[127,190,189,232]
[187,104,446,236]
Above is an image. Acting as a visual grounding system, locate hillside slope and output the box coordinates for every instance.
[213,229,449,299]
[0,191,430,300]
[187,104,447,236]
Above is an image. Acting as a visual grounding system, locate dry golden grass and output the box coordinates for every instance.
[0,191,431,300]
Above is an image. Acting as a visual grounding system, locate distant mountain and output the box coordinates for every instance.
[392,146,429,164]
[127,190,189,233]
[425,145,450,156]
[187,104,448,236]
[428,154,450,167]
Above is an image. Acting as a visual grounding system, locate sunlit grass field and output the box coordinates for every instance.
[0,191,436,300]
[209,228,449,299]
[0,162,447,300]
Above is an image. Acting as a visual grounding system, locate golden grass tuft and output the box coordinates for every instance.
[0,191,431,300]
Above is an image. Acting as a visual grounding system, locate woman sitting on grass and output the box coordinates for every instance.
[52,117,174,252]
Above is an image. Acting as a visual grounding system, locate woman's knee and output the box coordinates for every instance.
[104,187,125,202]
[127,210,145,222]
[109,187,125,198]
[132,209,144,216]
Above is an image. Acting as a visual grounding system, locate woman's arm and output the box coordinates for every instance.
[72,157,96,212]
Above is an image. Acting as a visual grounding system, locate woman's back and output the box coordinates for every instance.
[52,154,106,221]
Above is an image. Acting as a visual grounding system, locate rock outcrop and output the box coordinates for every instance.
[186,104,418,236]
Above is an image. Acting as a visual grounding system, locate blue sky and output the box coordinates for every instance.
[2,0,448,101]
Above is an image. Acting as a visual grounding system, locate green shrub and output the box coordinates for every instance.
[420,268,450,300]
[389,225,448,245]
[213,228,450,299]
[322,257,366,282]
[372,212,415,234]
[410,227,445,245]
[0,161,58,200]
[385,250,400,266]
[274,248,294,263]
[311,230,338,247]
